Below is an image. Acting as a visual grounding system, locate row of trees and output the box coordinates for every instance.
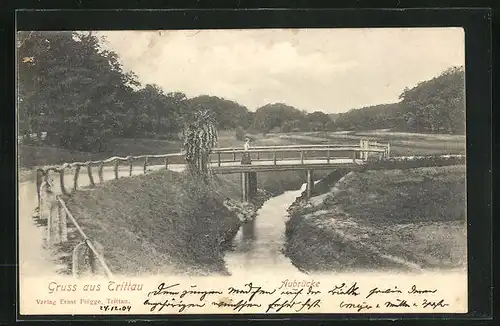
[334,66,465,134]
[251,103,336,134]
[18,31,335,153]
[17,32,251,152]
[18,31,466,155]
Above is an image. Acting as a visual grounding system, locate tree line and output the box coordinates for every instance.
[333,66,465,134]
[17,31,466,154]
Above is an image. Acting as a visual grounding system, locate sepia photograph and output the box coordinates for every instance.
[17,27,467,315]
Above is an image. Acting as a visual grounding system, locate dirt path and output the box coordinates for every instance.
[18,180,63,277]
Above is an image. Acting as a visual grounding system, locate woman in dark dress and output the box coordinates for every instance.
[241,137,252,165]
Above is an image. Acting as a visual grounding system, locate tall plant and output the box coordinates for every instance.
[182,108,218,181]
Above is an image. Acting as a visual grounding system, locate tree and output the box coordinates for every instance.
[187,95,251,130]
[182,109,218,181]
[17,31,139,151]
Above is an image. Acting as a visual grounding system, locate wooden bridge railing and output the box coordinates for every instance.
[210,140,390,167]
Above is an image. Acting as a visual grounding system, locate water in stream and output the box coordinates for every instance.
[224,184,309,276]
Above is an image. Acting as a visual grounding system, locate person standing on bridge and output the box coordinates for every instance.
[241,137,252,165]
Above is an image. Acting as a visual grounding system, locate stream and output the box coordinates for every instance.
[224,183,311,276]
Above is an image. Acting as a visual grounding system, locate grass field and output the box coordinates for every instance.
[285,165,467,272]
[279,130,465,156]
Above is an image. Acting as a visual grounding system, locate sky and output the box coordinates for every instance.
[98,28,464,114]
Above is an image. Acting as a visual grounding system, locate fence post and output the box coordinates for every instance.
[73,165,80,191]
[98,162,104,183]
[72,241,88,278]
[386,143,391,158]
[273,152,277,165]
[59,200,68,242]
[128,157,133,176]
[164,156,169,169]
[300,151,304,164]
[233,150,236,162]
[218,153,221,167]
[35,169,44,210]
[327,149,330,163]
[87,163,95,187]
[59,169,68,196]
[40,178,60,245]
[113,160,119,180]
[88,241,105,275]
[143,156,148,174]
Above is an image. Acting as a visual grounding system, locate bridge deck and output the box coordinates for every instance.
[209,158,365,173]
[155,158,366,173]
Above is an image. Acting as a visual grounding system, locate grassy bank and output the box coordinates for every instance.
[61,170,252,276]
[285,165,467,272]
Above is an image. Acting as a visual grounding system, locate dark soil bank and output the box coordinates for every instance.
[284,165,467,273]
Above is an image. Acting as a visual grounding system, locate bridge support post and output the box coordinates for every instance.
[241,172,248,202]
[306,170,314,198]
[248,172,257,199]
[241,172,258,202]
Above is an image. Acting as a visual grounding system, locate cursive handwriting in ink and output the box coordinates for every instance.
[280,288,303,302]
[227,283,276,302]
[339,301,373,312]
[143,298,205,312]
[366,286,402,298]
[328,282,360,296]
[422,299,449,309]
[295,298,321,312]
[266,297,300,313]
[180,285,223,301]
[147,283,180,297]
[212,299,261,312]
[307,286,321,295]
[408,285,438,294]
[385,299,410,308]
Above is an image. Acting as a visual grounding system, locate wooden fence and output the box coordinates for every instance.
[35,153,181,278]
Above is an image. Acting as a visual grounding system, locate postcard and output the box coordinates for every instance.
[17,27,467,315]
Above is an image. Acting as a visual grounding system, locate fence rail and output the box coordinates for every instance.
[57,197,113,278]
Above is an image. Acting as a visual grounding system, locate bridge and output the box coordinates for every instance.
[36,140,391,202]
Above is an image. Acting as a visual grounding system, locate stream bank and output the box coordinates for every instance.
[284,165,467,273]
